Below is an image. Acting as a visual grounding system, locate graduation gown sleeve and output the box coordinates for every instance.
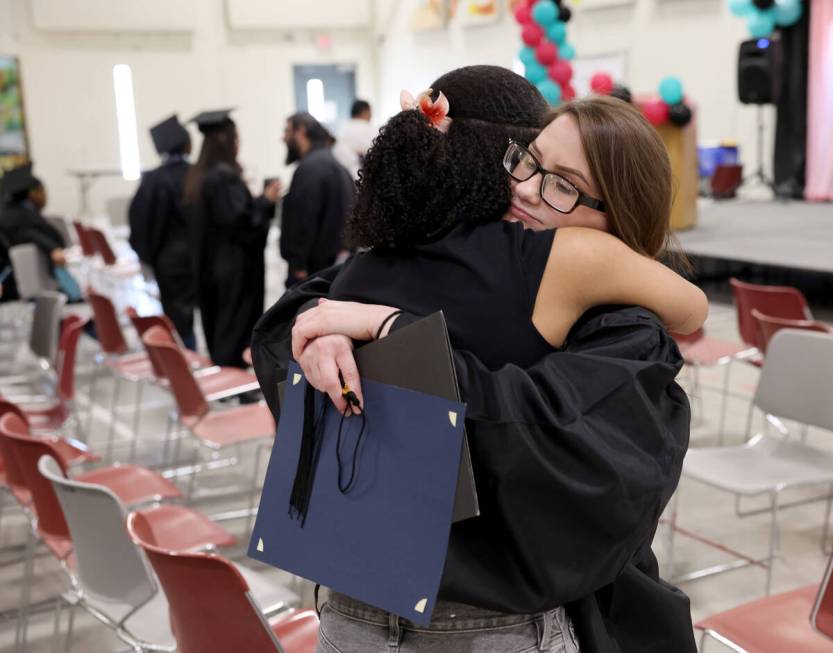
[128,169,168,265]
[0,205,64,257]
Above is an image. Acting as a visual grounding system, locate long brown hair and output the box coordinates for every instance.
[547,96,687,268]
[183,121,241,204]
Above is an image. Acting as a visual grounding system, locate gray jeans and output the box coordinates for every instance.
[316,592,580,653]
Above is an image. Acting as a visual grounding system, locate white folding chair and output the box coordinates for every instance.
[668,329,833,595]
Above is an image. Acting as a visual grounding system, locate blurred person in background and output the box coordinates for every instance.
[334,99,376,180]
[280,112,354,289]
[129,115,197,349]
[183,109,280,368]
[0,162,80,301]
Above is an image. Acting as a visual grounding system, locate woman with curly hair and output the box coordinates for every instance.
[254,65,703,653]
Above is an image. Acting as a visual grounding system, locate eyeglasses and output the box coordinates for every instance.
[502,140,606,215]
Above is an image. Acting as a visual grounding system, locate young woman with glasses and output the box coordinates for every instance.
[253,68,702,653]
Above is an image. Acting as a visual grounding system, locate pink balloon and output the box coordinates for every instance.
[514,4,532,24]
[521,23,543,46]
[535,41,558,65]
[590,72,614,95]
[563,83,576,101]
[642,98,669,126]
[549,60,573,86]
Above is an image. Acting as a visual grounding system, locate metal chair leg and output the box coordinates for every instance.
[106,374,122,461]
[822,484,833,555]
[86,357,101,433]
[744,403,756,443]
[699,629,708,652]
[717,360,734,445]
[64,600,76,653]
[129,380,144,463]
[162,410,174,465]
[15,526,36,653]
[693,363,705,427]
[765,491,781,596]
[51,597,63,653]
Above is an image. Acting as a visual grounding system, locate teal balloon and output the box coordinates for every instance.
[658,76,684,105]
[774,0,802,26]
[525,62,548,85]
[560,42,575,61]
[547,21,567,45]
[747,9,776,37]
[537,79,562,105]
[728,0,754,16]
[519,46,537,67]
[531,1,558,28]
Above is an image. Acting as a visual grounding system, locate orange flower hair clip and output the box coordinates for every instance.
[399,88,452,133]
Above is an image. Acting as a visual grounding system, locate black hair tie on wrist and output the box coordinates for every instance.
[375,310,403,340]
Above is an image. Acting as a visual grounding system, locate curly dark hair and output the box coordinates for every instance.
[347,66,549,250]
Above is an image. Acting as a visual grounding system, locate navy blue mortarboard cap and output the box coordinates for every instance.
[249,362,465,625]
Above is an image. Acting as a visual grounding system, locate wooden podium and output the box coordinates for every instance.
[656,118,699,231]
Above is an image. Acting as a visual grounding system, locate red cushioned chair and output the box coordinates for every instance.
[751,309,831,356]
[697,549,833,651]
[128,511,319,653]
[141,326,274,500]
[72,222,97,259]
[10,314,89,439]
[0,413,180,508]
[128,307,258,402]
[731,278,812,355]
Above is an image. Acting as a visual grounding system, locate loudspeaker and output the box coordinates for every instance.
[738,36,783,104]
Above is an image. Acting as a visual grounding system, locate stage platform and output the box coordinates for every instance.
[676,197,832,275]
[672,197,833,307]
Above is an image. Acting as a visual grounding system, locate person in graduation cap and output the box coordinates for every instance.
[183,109,280,368]
[128,115,197,349]
[252,68,704,653]
[0,163,66,267]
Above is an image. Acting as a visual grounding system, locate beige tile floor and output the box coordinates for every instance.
[1,268,831,651]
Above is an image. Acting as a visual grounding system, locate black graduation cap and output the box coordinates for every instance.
[189,108,236,134]
[150,115,190,155]
[1,162,39,202]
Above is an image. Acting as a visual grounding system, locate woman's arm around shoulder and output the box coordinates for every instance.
[534,227,707,346]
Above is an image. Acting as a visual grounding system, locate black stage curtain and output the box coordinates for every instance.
[773,1,811,199]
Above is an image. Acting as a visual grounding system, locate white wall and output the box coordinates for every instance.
[0,0,376,218]
[374,0,776,176]
[1,0,778,218]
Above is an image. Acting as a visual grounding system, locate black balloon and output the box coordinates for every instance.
[752,0,775,9]
[559,5,572,22]
[610,84,632,103]
[668,103,692,127]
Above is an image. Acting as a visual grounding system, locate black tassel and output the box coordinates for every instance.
[288,383,320,526]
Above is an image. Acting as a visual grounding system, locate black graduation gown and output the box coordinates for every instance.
[279,146,354,276]
[128,157,195,342]
[0,231,19,301]
[250,265,696,653]
[188,163,274,368]
[0,201,65,256]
